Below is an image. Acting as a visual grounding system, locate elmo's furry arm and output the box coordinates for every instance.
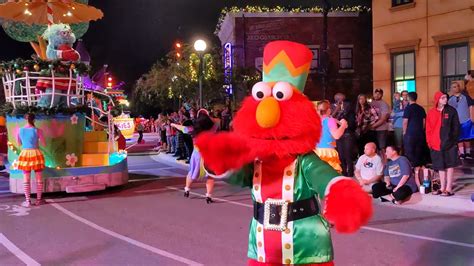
[195,132,255,175]
[324,178,373,233]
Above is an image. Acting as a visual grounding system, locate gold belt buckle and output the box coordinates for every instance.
[263,198,289,231]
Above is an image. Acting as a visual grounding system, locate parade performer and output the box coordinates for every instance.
[196,41,372,265]
[314,100,347,172]
[0,116,7,172]
[37,24,80,108]
[173,109,216,203]
[17,113,46,207]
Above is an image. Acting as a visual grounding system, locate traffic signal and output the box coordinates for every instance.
[107,75,113,88]
[175,41,182,60]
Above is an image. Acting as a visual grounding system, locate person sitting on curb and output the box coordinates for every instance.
[372,145,418,204]
[355,142,383,192]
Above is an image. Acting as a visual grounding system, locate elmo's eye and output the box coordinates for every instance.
[251,82,272,101]
[272,82,293,101]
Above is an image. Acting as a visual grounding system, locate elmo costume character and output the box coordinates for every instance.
[196,41,372,265]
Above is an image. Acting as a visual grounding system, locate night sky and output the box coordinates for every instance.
[0,0,370,92]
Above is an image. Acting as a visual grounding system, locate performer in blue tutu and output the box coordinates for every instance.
[172,109,216,203]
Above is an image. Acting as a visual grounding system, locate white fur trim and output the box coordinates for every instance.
[253,160,263,203]
[205,169,233,179]
[324,176,352,196]
[282,160,296,202]
[281,221,294,264]
[255,222,265,262]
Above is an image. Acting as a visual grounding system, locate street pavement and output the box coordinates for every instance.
[0,133,473,265]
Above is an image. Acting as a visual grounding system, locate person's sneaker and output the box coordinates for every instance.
[465,153,472,159]
[21,201,31,208]
[460,153,466,159]
[380,197,390,202]
[176,156,186,160]
[34,199,45,206]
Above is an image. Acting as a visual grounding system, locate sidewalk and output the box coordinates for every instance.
[145,142,474,215]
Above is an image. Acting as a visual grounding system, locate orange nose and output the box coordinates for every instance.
[256,97,280,128]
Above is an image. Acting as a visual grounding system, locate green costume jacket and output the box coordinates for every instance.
[226,152,340,265]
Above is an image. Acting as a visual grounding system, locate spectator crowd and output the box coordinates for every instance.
[133,105,232,164]
[129,71,474,204]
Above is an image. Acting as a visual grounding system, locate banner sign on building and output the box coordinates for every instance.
[224,42,233,95]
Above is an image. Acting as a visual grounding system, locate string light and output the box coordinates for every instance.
[215,5,371,34]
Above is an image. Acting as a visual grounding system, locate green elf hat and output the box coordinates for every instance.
[262,41,313,92]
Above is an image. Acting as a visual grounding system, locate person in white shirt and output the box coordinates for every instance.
[355,142,384,192]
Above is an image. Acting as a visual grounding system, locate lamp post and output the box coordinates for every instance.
[321,0,330,100]
[194,39,207,108]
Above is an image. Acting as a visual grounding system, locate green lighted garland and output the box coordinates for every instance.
[215,5,371,35]
[0,58,90,78]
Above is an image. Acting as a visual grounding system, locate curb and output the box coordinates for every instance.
[373,192,473,216]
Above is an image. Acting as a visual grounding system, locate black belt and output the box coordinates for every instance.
[253,197,320,226]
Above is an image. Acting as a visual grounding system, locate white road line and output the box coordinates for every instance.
[129,167,180,172]
[163,186,474,249]
[49,202,203,266]
[0,233,41,266]
[360,226,474,249]
[165,186,253,208]
[128,177,164,183]
[45,196,88,203]
[135,188,173,193]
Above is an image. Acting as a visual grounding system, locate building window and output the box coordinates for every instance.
[392,0,414,7]
[312,48,319,69]
[339,48,353,70]
[392,51,416,93]
[441,43,469,92]
[308,45,320,74]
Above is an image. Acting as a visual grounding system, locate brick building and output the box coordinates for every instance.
[373,0,474,110]
[217,11,373,101]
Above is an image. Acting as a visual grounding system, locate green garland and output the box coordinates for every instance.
[215,5,371,35]
[0,101,122,118]
[0,58,90,78]
[0,102,89,117]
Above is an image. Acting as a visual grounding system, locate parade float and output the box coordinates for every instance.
[83,64,135,139]
[0,0,128,194]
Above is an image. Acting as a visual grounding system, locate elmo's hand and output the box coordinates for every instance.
[195,132,253,175]
[324,178,372,233]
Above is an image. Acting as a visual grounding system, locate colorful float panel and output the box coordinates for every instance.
[6,113,86,170]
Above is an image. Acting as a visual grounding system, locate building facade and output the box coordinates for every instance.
[217,11,373,101]
[373,0,474,108]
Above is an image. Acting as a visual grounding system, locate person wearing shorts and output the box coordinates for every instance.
[426,91,461,196]
[372,146,418,204]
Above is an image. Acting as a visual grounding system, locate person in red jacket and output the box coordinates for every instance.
[426,91,461,196]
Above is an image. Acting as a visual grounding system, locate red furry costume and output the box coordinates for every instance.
[196,41,372,265]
